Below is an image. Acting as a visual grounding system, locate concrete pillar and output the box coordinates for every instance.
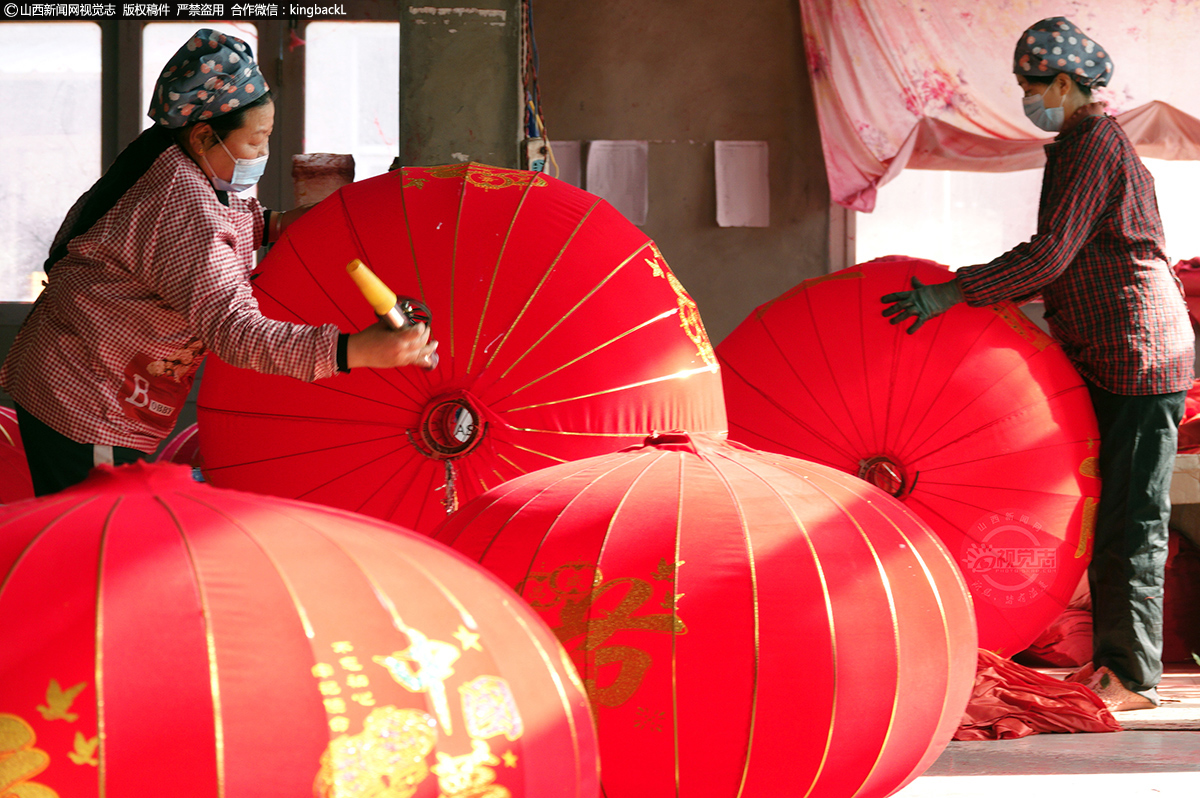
[399,1,523,169]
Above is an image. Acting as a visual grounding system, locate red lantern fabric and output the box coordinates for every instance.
[0,462,598,798]
[435,431,976,797]
[197,163,726,534]
[0,407,34,504]
[155,421,201,468]
[716,258,1101,656]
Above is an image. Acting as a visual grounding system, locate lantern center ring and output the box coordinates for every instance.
[414,393,487,459]
[858,455,915,499]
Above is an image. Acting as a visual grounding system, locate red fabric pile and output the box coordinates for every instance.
[954,649,1122,740]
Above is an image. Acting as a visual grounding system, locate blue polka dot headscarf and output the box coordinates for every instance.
[148,29,270,128]
[1013,17,1113,89]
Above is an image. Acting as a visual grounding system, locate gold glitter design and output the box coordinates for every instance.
[413,163,549,191]
[1079,457,1100,479]
[1076,497,1097,559]
[0,713,58,797]
[522,564,686,708]
[432,739,512,797]
[373,628,462,734]
[644,243,717,367]
[459,676,524,742]
[313,707,437,798]
[993,303,1053,351]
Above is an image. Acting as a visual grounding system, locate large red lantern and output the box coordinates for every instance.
[435,432,977,797]
[0,406,34,503]
[198,163,726,534]
[716,258,1101,656]
[0,463,598,798]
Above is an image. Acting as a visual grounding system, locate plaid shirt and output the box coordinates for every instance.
[957,115,1194,396]
[0,145,339,452]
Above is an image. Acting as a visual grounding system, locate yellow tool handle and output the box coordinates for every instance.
[346,259,397,316]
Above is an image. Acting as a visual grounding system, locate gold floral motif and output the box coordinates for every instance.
[36,680,85,723]
[459,676,523,742]
[313,707,437,798]
[993,303,1053,351]
[643,243,717,367]
[1079,457,1100,479]
[416,163,548,191]
[0,713,58,797]
[431,739,511,798]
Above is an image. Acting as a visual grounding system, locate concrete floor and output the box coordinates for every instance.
[895,665,1200,798]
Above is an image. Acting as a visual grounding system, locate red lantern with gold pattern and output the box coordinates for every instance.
[435,432,977,797]
[717,258,1101,657]
[0,463,597,798]
[198,163,726,534]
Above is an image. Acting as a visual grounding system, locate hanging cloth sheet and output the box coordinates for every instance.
[799,0,1200,211]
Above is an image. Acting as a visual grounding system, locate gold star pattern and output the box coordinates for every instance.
[502,750,518,768]
[453,625,483,652]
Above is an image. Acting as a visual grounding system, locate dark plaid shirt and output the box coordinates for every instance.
[957,115,1194,395]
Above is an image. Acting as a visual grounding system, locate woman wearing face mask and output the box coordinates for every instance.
[883,18,1193,711]
[0,29,437,495]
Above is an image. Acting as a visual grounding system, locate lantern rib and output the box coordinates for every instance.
[270,235,358,329]
[397,168,430,317]
[506,606,592,797]
[890,316,999,459]
[709,451,837,798]
[0,493,94,597]
[902,385,1087,467]
[800,477,903,797]
[500,427,661,438]
[342,180,435,385]
[500,309,680,400]
[94,496,120,798]
[854,277,882,451]
[810,467,959,794]
[498,239,652,381]
[483,198,603,372]
[199,431,414,472]
[501,366,718,413]
[449,170,469,364]
[672,454,684,797]
[467,175,540,374]
[734,320,860,464]
[407,458,451,533]
[800,286,873,456]
[699,453,761,798]
[158,496,227,798]
[914,434,1095,474]
[502,441,569,465]
[197,376,425,417]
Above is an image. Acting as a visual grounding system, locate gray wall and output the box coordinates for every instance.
[533,0,831,343]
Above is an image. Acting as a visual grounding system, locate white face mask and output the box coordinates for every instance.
[202,130,268,193]
[1022,86,1064,132]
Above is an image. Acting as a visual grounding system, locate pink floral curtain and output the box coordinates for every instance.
[800,0,1200,211]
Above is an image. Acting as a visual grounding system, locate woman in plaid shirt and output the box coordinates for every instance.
[884,17,1193,711]
[0,29,436,495]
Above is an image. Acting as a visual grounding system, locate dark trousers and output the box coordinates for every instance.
[1085,380,1186,695]
[15,404,146,496]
